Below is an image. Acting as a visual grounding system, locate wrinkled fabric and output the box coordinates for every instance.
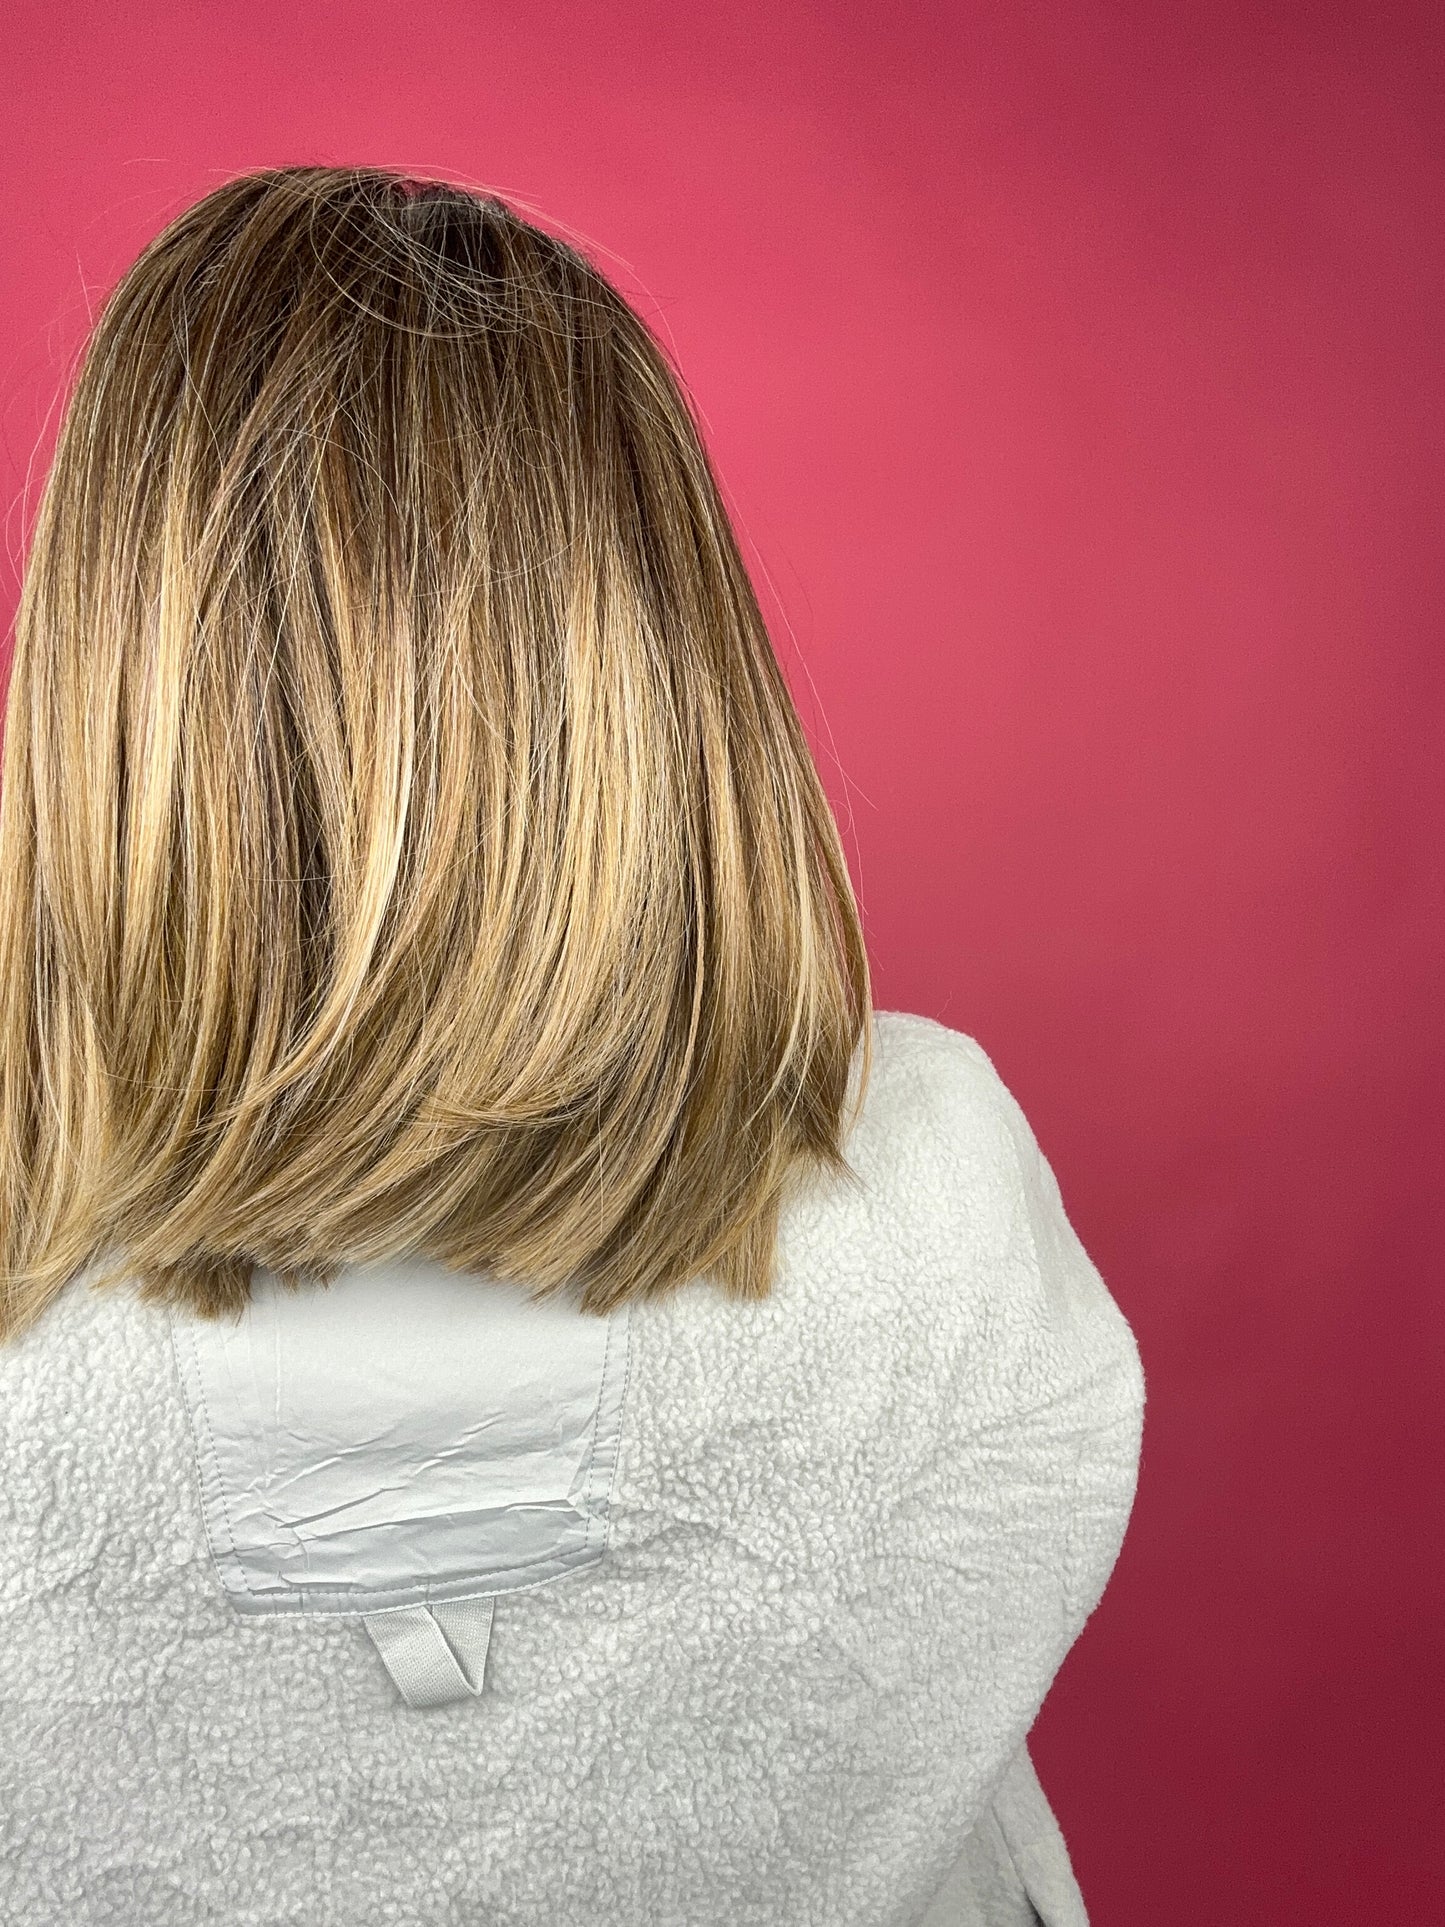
[0,1010,1146,1926]
[170,1261,631,1615]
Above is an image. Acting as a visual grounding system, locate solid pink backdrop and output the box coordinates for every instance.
[3,4,1441,1921]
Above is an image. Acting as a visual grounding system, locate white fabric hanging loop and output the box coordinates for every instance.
[363,1595,497,1709]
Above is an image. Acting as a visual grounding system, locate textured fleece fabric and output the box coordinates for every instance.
[0,1010,1146,1927]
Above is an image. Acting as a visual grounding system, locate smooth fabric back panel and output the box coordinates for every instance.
[169,1259,631,1617]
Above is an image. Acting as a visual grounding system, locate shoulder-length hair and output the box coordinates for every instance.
[0,165,871,1344]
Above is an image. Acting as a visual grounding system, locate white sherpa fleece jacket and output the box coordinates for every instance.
[0,1011,1146,1927]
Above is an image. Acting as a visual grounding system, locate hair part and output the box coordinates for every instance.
[0,164,872,1343]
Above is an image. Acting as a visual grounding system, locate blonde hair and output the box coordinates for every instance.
[0,165,871,1344]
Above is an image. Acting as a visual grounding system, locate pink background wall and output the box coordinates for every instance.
[3,4,1441,1919]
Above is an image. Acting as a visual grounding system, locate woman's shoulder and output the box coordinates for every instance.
[848,1008,1052,1234]
[865,1007,1012,1116]
[814,1007,1145,1432]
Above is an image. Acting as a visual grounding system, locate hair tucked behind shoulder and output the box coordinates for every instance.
[0,165,872,1343]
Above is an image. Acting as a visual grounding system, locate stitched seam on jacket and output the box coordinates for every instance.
[601,1308,634,1557]
[578,1302,617,1552]
[175,1316,256,1605]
